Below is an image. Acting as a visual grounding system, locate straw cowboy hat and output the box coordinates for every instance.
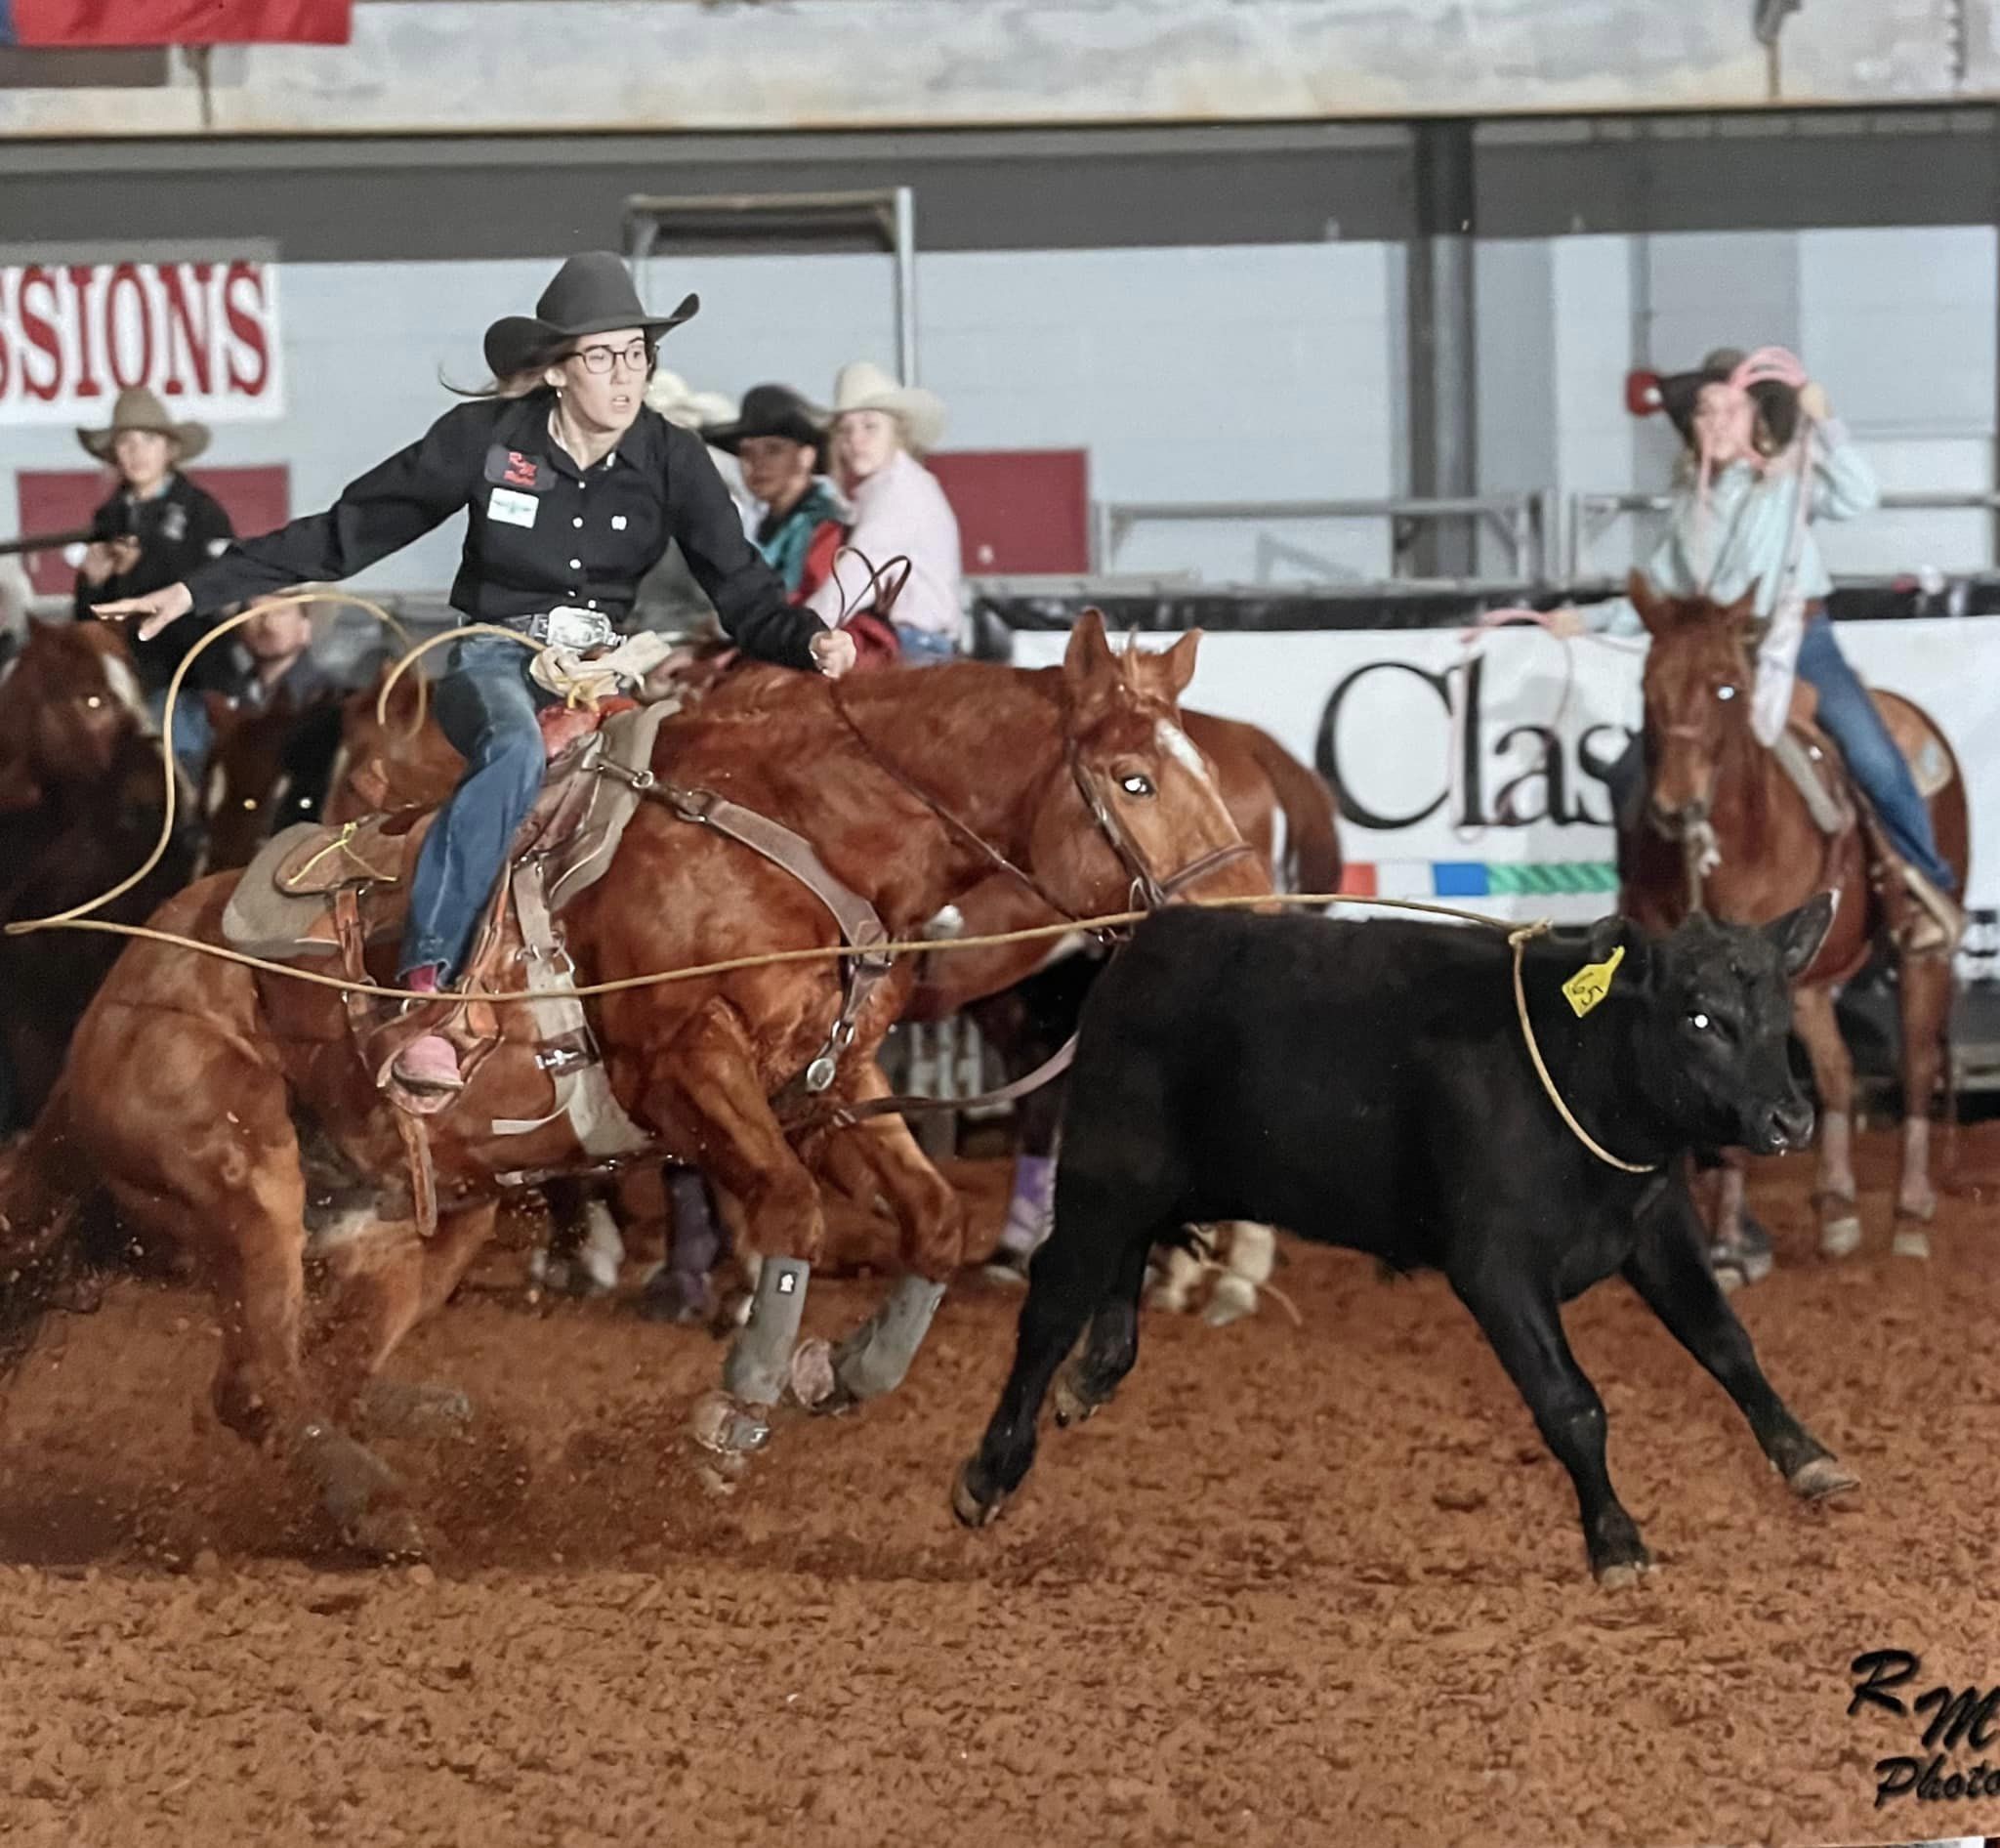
[1653,346,1801,453]
[645,369,739,433]
[483,250,697,380]
[701,383,830,463]
[829,360,946,456]
[77,386,210,464]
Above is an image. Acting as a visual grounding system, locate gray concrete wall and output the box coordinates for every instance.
[0,1,1992,139]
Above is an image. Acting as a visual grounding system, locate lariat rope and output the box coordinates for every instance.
[8,592,1649,1173]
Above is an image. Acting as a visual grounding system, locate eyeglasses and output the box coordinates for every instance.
[569,340,650,376]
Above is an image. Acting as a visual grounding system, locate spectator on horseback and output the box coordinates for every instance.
[171,598,337,781]
[805,361,964,665]
[71,387,236,711]
[703,384,847,605]
[1554,347,1964,952]
[90,251,856,1097]
[212,601,334,715]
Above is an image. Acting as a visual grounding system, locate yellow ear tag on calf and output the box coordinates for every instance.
[1562,944,1625,1019]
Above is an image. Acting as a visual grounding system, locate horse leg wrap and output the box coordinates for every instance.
[721,1257,811,1407]
[832,1275,947,1402]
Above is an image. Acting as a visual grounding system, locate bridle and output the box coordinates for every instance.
[1062,735,1257,908]
[827,682,1257,927]
[1648,719,1726,916]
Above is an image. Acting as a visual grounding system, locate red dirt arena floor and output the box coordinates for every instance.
[1,1128,1998,1848]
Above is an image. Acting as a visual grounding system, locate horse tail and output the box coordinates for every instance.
[1240,727,1343,894]
[0,1089,90,1379]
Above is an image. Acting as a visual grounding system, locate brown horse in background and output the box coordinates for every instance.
[0,615,1267,1555]
[0,622,197,1132]
[197,684,349,873]
[1618,577,1969,1273]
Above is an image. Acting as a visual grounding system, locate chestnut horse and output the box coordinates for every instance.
[0,614,1267,1555]
[197,684,348,873]
[325,638,1335,1303]
[1618,578,1969,1271]
[0,622,196,1132]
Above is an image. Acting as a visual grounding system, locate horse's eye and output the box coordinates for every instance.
[1717,685,1737,702]
[1119,774,1155,799]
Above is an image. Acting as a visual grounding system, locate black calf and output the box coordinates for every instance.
[954,898,1855,1584]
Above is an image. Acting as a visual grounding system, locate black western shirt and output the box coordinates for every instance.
[184,391,823,671]
[74,472,236,693]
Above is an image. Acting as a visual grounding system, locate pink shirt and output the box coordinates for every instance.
[805,448,963,638]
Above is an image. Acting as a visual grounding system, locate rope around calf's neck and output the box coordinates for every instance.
[1506,921,1657,1174]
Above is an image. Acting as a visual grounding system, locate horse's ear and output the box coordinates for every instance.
[1724,581,1762,640]
[1627,570,1672,638]
[1584,910,1652,987]
[1155,628,1202,701]
[1062,609,1116,692]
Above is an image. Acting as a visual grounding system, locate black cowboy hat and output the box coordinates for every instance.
[1654,346,1800,452]
[482,251,698,380]
[701,383,830,460]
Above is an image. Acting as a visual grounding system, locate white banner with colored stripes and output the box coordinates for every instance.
[1010,619,2000,928]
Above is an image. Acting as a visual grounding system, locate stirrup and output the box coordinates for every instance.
[1897,864,1966,955]
[393,1032,465,1094]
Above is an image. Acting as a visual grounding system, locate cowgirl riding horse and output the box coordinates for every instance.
[1557,347,1964,954]
[96,252,857,1094]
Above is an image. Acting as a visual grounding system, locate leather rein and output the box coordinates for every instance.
[809,681,1259,1129]
[826,681,1258,919]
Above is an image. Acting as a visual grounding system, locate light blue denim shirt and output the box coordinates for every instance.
[1586,421,1879,635]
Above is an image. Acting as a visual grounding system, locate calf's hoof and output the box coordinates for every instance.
[1590,1526,1652,1591]
[1891,1221,1932,1261]
[1595,1557,1653,1592]
[1819,1214,1863,1260]
[1789,1454,1860,1501]
[1051,1368,1101,1430]
[1712,1256,1746,1296]
[951,1460,1006,1529]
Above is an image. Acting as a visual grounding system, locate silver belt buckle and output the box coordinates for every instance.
[544,606,612,651]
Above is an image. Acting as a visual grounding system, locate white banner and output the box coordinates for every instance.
[0,260,284,425]
[1012,619,2000,928]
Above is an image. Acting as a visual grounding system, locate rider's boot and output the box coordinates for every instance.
[1897,862,1967,957]
[369,964,465,1096]
[1859,810,1965,957]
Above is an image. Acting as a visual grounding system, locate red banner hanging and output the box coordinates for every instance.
[4,0,351,46]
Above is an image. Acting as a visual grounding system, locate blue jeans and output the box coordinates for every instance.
[1796,616,1956,893]
[895,623,958,666]
[399,637,556,980]
[147,685,211,781]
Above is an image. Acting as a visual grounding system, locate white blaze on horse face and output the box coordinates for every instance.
[101,651,150,732]
[1153,718,1212,789]
[1152,715,1238,838]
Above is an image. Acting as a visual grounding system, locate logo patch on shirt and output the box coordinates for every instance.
[483,444,549,492]
[488,486,539,529]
